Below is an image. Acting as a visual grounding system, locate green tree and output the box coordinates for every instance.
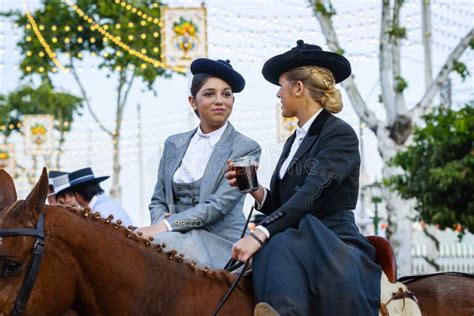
[387,104,474,232]
[4,0,178,200]
[0,82,82,177]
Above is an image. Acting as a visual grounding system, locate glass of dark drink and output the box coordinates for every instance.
[233,156,258,193]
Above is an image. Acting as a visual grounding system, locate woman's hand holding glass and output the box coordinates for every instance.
[225,159,269,261]
[225,159,266,204]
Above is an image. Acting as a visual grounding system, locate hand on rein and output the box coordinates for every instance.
[231,229,267,262]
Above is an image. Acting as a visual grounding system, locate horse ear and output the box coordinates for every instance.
[0,169,17,213]
[24,168,49,218]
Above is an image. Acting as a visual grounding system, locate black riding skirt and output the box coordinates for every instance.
[252,210,381,316]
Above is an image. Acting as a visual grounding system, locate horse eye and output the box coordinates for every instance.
[4,261,22,276]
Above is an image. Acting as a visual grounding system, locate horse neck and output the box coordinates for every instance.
[43,206,243,315]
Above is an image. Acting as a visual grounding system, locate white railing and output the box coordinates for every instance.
[411,241,474,274]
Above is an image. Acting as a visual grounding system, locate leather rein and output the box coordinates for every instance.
[212,206,255,315]
[0,212,46,316]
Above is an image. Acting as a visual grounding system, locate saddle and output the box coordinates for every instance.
[366,236,421,316]
[367,235,397,283]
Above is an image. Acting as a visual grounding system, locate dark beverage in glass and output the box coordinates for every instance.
[233,156,258,193]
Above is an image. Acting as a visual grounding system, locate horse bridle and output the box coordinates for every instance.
[0,212,45,316]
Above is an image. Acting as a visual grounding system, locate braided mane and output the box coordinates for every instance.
[54,202,246,288]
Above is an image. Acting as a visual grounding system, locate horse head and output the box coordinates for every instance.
[0,168,49,315]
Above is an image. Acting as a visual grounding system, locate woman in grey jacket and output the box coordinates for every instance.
[138,58,260,269]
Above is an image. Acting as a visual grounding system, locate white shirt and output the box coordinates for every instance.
[173,122,228,183]
[279,109,322,179]
[256,109,323,238]
[89,194,133,227]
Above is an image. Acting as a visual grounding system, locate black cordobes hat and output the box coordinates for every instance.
[262,40,351,85]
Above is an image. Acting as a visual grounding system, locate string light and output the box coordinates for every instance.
[64,0,185,73]
[22,0,68,73]
[1,1,470,73]
[113,0,163,27]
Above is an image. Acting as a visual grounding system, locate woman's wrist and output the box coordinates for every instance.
[249,231,265,246]
[252,227,268,243]
[250,185,265,204]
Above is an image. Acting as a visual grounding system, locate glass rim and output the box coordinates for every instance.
[233,155,256,166]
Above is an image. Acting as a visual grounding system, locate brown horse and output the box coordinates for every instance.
[0,169,253,315]
[400,273,474,316]
[1,169,473,316]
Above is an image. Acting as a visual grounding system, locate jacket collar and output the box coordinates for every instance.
[306,108,331,137]
[166,123,236,203]
[196,122,228,148]
[276,109,332,180]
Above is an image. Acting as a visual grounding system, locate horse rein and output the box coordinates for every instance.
[0,212,46,316]
[212,207,255,315]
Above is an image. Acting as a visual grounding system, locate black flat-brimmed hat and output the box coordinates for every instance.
[262,40,351,85]
[190,58,245,93]
[54,167,109,195]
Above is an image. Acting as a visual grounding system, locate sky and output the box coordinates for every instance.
[0,0,472,227]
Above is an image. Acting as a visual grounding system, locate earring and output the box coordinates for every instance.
[193,107,197,110]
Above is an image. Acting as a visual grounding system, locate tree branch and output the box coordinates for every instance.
[380,0,396,123]
[341,77,381,133]
[391,0,408,117]
[69,58,113,137]
[116,70,126,126]
[310,0,381,133]
[421,0,433,90]
[120,71,136,110]
[414,29,474,119]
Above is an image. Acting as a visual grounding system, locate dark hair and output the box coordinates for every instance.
[57,182,104,203]
[190,73,214,98]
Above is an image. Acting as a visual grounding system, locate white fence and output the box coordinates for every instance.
[411,231,474,275]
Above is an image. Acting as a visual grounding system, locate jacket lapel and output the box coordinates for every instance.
[165,128,196,206]
[199,123,235,200]
[283,109,332,179]
[270,132,296,188]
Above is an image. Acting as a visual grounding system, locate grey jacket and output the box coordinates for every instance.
[149,122,261,237]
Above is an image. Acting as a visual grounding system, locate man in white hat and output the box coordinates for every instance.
[52,167,133,227]
[47,170,68,205]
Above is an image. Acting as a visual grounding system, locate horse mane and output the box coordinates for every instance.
[49,203,249,290]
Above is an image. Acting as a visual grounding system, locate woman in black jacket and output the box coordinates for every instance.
[226,40,381,315]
